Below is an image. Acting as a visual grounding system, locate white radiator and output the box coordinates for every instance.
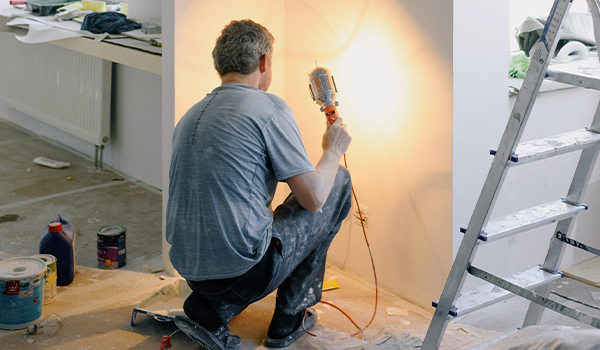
[0,33,111,146]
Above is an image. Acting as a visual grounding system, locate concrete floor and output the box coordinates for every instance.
[0,119,163,273]
[2,117,600,349]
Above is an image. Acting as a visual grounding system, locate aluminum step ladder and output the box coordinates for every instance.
[423,0,600,348]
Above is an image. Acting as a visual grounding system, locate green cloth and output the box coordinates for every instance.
[516,13,595,56]
[509,52,530,79]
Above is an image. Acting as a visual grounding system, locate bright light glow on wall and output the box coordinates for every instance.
[340,37,401,119]
[334,24,408,138]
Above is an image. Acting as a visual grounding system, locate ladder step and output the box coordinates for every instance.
[546,69,600,91]
[491,128,600,166]
[460,200,587,243]
[434,266,562,317]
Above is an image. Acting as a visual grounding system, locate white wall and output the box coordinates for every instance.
[105,64,162,189]
[453,1,510,290]
[0,63,162,189]
[127,0,162,25]
[162,0,176,276]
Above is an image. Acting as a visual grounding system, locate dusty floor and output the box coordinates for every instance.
[1,118,600,349]
[457,276,600,333]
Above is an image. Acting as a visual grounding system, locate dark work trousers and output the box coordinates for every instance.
[186,167,352,329]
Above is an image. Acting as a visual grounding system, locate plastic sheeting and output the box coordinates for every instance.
[488,325,600,350]
[306,328,423,350]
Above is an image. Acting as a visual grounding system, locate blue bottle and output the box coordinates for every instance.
[40,215,76,286]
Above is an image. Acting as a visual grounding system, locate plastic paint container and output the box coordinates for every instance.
[32,254,57,305]
[40,219,76,286]
[0,257,46,330]
[97,225,127,269]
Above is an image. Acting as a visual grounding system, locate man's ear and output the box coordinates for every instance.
[259,54,268,73]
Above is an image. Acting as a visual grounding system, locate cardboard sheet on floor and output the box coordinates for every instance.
[43,329,148,350]
[563,256,600,287]
[38,266,177,318]
[131,278,191,326]
[0,264,177,344]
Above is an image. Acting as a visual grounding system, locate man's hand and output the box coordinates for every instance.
[322,118,352,158]
[286,118,352,212]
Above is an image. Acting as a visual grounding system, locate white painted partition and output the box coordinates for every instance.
[452,1,510,291]
[162,0,176,277]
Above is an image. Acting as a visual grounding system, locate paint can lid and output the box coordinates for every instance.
[0,257,46,279]
[98,225,126,236]
[32,254,56,264]
[48,222,62,233]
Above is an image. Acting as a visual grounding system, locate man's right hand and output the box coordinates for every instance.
[322,118,352,158]
[286,118,351,212]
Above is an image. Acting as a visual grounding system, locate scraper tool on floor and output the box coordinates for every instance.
[33,156,70,169]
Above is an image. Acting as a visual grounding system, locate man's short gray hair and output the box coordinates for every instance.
[212,19,275,76]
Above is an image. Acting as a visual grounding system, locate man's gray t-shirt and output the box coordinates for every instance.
[166,84,315,281]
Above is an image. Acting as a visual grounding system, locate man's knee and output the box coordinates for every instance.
[335,166,352,191]
[334,167,352,205]
[331,167,352,223]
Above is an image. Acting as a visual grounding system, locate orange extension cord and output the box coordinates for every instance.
[303,154,379,338]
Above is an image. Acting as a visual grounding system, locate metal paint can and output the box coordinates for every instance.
[0,257,46,330]
[97,225,126,269]
[32,254,57,305]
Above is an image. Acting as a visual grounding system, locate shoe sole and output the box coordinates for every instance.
[264,308,318,348]
[174,316,241,350]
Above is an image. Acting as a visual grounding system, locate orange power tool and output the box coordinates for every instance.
[309,67,340,124]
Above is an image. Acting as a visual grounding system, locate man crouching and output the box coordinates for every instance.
[166,19,352,349]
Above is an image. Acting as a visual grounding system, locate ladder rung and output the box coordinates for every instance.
[491,128,600,166]
[441,266,562,317]
[464,200,587,243]
[546,69,600,91]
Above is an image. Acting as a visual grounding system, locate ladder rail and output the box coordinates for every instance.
[565,144,600,207]
[588,0,600,132]
[422,1,572,349]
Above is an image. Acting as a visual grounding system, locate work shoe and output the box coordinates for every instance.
[264,308,318,348]
[174,315,241,350]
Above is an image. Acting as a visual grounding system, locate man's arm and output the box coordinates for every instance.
[286,118,351,212]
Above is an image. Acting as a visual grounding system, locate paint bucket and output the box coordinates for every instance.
[32,254,57,305]
[97,225,126,269]
[0,257,46,330]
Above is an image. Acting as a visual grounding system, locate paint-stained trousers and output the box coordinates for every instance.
[186,167,352,328]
